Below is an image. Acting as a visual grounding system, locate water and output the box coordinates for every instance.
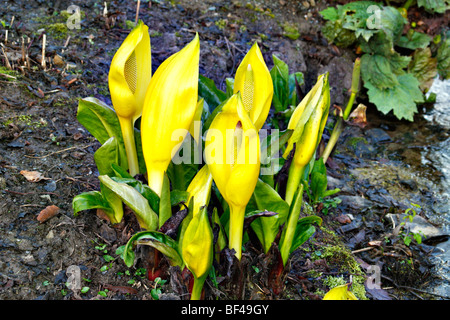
[423,77,450,298]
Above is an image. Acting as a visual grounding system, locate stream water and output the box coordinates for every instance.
[423,78,450,298]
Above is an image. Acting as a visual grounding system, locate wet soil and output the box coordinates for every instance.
[0,0,448,300]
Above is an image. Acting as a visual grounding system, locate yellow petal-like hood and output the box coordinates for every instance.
[323,284,358,300]
[141,34,200,195]
[205,93,260,209]
[181,208,213,279]
[233,42,273,131]
[108,20,151,122]
[186,165,213,217]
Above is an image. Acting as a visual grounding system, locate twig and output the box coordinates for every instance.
[351,247,375,254]
[1,44,12,69]
[135,0,141,25]
[24,143,96,159]
[41,34,46,70]
[381,275,449,299]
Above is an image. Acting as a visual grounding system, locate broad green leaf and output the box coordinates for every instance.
[251,179,290,253]
[309,158,340,203]
[408,47,438,92]
[198,74,227,111]
[288,72,304,107]
[167,136,199,191]
[99,175,158,231]
[360,54,399,89]
[123,231,183,268]
[270,55,290,112]
[364,73,424,121]
[111,163,133,179]
[437,38,450,79]
[94,137,120,177]
[319,7,339,21]
[134,127,146,175]
[321,20,357,48]
[290,216,322,254]
[110,176,160,214]
[396,32,432,50]
[159,174,172,228]
[77,97,128,169]
[170,190,190,206]
[72,191,112,216]
[417,0,448,13]
[100,182,124,224]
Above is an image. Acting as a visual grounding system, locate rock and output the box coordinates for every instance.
[386,213,448,239]
[338,195,374,211]
[364,128,392,144]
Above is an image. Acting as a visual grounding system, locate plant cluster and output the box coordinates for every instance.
[320,0,449,121]
[72,20,350,300]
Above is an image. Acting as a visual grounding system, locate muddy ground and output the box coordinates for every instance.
[0,0,448,300]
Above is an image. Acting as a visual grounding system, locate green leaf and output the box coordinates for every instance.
[290,216,322,254]
[417,0,448,13]
[408,47,438,92]
[437,38,450,79]
[198,74,227,112]
[77,97,128,169]
[396,32,432,50]
[250,179,290,253]
[360,54,400,89]
[99,175,158,231]
[288,72,304,107]
[319,7,339,21]
[94,137,120,177]
[159,174,172,228]
[364,73,424,121]
[110,176,160,214]
[123,231,183,268]
[72,191,112,216]
[270,55,290,112]
[321,20,357,48]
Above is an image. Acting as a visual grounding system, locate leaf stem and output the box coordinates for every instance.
[190,275,206,300]
[229,204,246,260]
[285,163,305,206]
[118,116,139,177]
[321,58,360,163]
[279,182,304,266]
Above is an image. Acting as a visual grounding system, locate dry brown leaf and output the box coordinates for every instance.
[20,170,50,182]
[37,205,60,223]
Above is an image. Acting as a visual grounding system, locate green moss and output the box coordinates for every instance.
[346,136,368,148]
[2,114,47,128]
[47,23,68,40]
[283,22,300,40]
[215,19,228,30]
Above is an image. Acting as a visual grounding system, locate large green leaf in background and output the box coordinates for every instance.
[437,38,450,79]
[417,0,449,13]
[408,48,438,92]
[364,73,424,121]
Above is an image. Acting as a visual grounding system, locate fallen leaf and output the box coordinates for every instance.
[37,205,60,223]
[103,284,138,295]
[20,170,50,182]
[368,240,383,247]
[336,214,352,224]
[347,103,367,128]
